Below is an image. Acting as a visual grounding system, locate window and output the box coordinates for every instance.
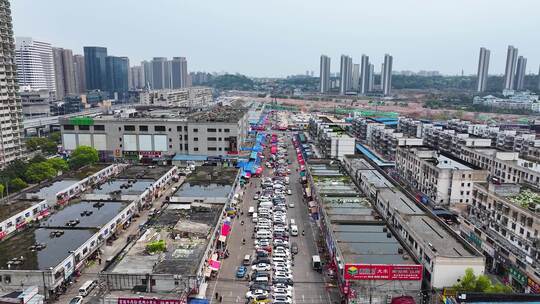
[184,144,188,150]
[224,128,230,133]
[184,126,188,132]
[207,128,217,132]
[63,125,75,130]
[194,147,199,151]
[176,126,182,132]
[155,126,166,132]
[219,137,222,141]
[169,145,172,148]
[208,147,217,151]
[219,147,222,151]
[168,128,172,132]
[194,137,198,141]
[179,144,183,151]
[94,125,105,131]
[140,125,148,132]
[169,138,172,142]
[124,125,135,131]
[193,128,198,132]
[78,125,90,131]
[184,135,188,140]
[208,137,217,141]
[218,128,222,132]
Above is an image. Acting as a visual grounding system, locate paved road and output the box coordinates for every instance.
[207,131,334,304]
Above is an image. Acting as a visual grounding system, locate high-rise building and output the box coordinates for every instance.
[53,47,76,99]
[382,54,393,96]
[352,64,360,91]
[142,60,153,89]
[171,57,188,89]
[503,45,518,90]
[476,47,490,93]
[129,66,145,90]
[515,56,527,91]
[538,65,540,91]
[84,46,108,91]
[339,55,352,95]
[73,54,86,93]
[15,37,56,93]
[105,56,129,99]
[319,55,330,93]
[368,64,374,92]
[360,55,370,95]
[0,0,25,168]
[151,57,168,89]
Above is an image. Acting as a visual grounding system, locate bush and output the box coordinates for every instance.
[69,146,99,169]
[26,162,57,183]
[10,177,28,192]
[453,268,512,293]
[146,240,166,254]
[47,158,69,172]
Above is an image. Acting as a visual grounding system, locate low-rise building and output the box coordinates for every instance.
[139,87,213,108]
[60,106,249,159]
[309,116,355,159]
[342,156,486,289]
[464,182,540,292]
[460,148,540,191]
[307,160,422,303]
[395,147,488,207]
[20,89,51,118]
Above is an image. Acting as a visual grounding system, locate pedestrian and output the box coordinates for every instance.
[215,292,219,299]
[219,295,223,302]
[98,258,102,265]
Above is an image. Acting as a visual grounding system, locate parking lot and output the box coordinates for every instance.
[207,126,334,304]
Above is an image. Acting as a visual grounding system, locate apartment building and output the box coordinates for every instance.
[368,125,423,161]
[0,0,25,168]
[60,106,249,159]
[397,117,426,138]
[308,116,355,159]
[139,87,213,108]
[460,147,540,190]
[464,182,540,293]
[423,126,492,157]
[395,147,488,207]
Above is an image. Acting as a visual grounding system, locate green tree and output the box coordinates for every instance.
[47,158,69,172]
[69,146,99,169]
[453,268,512,293]
[25,137,58,155]
[0,183,4,196]
[26,162,57,183]
[10,177,28,192]
[49,132,61,143]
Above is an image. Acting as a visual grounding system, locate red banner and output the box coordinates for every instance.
[118,298,184,304]
[344,264,422,281]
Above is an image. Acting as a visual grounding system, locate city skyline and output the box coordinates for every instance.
[11,0,540,77]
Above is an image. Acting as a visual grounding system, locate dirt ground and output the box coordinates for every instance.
[254,96,536,123]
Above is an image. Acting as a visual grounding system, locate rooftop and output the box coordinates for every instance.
[336,224,414,265]
[323,197,378,223]
[91,179,154,196]
[40,200,128,229]
[433,155,473,170]
[185,166,238,186]
[378,188,425,215]
[117,165,174,180]
[0,228,97,270]
[0,199,43,222]
[405,215,477,258]
[25,179,80,203]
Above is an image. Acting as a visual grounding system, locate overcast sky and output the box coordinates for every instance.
[11,0,540,77]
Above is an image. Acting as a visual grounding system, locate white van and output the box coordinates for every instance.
[254,276,269,284]
[256,230,272,239]
[248,206,255,215]
[78,280,97,297]
[290,225,298,236]
[289,219,296,227]
[252,213,258,223]
[243,255,251,266]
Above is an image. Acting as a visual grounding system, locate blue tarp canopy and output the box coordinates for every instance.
[189,299,209,304]
[172,154,208,161]
[356,144,395,167]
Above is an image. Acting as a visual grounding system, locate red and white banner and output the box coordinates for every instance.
[117,298,184,304]
[344,264,422,281]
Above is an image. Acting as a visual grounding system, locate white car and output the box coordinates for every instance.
[69,297,84,304]
[274,267,293,274]
[251,263,271,271]
[273,284,293,292]
[287,189,292,195]
[273,239,289,246]
[272,294,293,304]
[273,289,293,297]
[274,272,293,280]
[245,289,269,299]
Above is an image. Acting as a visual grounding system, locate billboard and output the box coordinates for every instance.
[117,298,184,304]
[344,264,422,281]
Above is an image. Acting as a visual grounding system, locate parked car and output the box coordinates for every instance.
[69,297,83,304]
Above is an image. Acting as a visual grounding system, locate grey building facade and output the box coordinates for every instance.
[171,57,188,89]
[476,47,490,93]
[382,54,393,96]
[515,56,527,91]
[360,55,370,95]
[84,46,108,91]
[504,45,518,90]
[53,47,76,100]
[73,54,86,93]
[319,55,330,93]
[339,54,352,95]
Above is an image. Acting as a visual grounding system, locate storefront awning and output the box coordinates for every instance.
[209,259,221,271]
